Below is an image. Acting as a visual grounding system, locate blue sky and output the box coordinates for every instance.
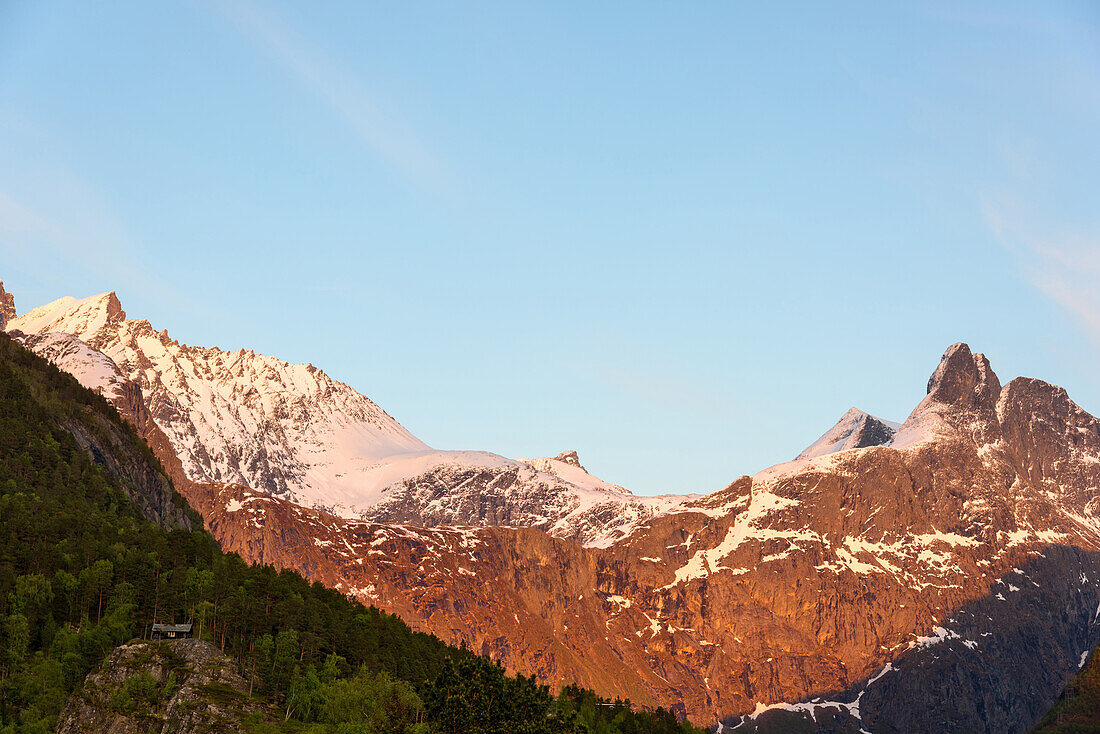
[1,1,1098,494]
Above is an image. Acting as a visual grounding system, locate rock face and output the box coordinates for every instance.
[62,411,195,532]
[13,281,1100,732]
[6,290,689,546]
[0,281,15,328]
[56,638,275,734]
[555,450,584,469]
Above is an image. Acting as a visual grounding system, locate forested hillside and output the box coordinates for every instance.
[0,331,702,733]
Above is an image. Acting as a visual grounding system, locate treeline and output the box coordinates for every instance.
[0,331,703,734]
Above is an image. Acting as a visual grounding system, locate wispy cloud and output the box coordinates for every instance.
[218,0,450,196]
[0,185,194,316]
[983,192,1100,345]
[0,116,196,317]
[0,192,64,240]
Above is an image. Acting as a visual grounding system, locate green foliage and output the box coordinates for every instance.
[427,656,557,734]
[1033,648,1100,733]
[0,330,704,733]
[552,684,701,734]
[107,672,160,715]
[161,669,179,700]
[425,659,702,734]
[297,665,426,732]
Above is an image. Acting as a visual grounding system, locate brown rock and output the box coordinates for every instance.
[55,638,276,734]
[0,280,15,328]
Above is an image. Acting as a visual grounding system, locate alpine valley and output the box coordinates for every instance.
[5,279,1100,733]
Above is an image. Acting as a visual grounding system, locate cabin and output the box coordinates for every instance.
[151,622,193,640]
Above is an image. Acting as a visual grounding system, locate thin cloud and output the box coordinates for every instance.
[218,0,450,196]
[0,192,64,239]
[983,192,1100,346]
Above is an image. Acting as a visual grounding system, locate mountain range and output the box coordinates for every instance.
[4,278,1100,732]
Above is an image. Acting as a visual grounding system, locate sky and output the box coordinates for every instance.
[1,1,1098,495]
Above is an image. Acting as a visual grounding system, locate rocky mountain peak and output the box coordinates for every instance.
[795,407,899,460]
[5,289,126,338]
[554,450,585,470]
[99,291,125,323]
[891,343,1005,449]
[925,342,1002,410]
[0,281,15,328]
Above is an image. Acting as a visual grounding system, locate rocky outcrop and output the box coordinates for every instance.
[56,638,277,734]
[555,450,584,469]
[0,281,15,328]
[926,342,1001,409]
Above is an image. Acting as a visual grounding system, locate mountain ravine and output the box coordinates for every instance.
[6,280,1100,732]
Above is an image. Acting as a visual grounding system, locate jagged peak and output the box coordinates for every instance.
[554,450,584,470]
[518,450,593,478]
[795,407,899,460]
[101,291,124,319]
[0,280,15,329]
[925,342,1001,409]
[891,343,1004,449]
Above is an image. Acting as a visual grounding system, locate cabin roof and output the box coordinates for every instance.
[152,623,193,633]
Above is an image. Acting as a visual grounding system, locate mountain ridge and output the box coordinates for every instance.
[8,279,1100,731]
[6,286,690,547]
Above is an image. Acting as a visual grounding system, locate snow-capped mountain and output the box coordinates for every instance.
[161,342,1100,732]
[10,277,1100,732]
[354,449,694,547]
[13,330,132,402]
[3,284,688,545]
[794,406,900,460]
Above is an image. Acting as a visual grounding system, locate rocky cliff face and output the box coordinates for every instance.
[12,280,1100,732]
[0,281,15,328]
[56,638,277,734]
[62,411,196,532]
